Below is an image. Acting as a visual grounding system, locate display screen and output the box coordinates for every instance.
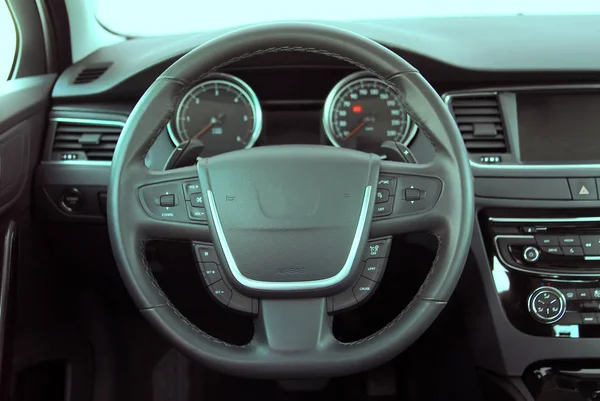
[518,93,600,163]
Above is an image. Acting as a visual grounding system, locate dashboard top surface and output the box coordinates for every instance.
[52,15,600,100]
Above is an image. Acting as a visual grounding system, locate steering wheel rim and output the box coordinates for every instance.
[107,22,474,379]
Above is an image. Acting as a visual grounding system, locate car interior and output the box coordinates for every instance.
[3,1,600,401]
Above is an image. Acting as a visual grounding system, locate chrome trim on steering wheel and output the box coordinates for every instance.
[205,186,372,291]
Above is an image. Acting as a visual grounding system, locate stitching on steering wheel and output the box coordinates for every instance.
[140,240,246,348]
[340,232,443,346]
[138,45,445,349]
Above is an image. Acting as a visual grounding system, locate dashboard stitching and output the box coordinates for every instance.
[340,232,443,346]
[139,240,244,348]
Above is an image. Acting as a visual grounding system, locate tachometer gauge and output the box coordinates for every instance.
[168,73,262,156]
[323,72,416,152]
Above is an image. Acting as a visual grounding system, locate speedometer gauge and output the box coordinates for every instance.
[168,73,262,156]
[323,72,416,152]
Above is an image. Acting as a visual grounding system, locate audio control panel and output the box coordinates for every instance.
[489,217,600,275]
[485,214,600,337]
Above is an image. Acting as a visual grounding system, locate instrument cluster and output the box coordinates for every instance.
[167,71,418,156]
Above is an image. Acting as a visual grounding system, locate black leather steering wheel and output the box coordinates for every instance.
[107,22,474,379]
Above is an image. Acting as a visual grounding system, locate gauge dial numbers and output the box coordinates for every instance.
[322,72,417,152]
[168,73,262,156]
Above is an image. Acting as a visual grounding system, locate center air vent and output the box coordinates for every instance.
[448,94,507,153]
[73,63,112,84]
[50,119,124,162]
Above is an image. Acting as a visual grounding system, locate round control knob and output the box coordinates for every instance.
[527,287,566,324]
[523,246,540,263]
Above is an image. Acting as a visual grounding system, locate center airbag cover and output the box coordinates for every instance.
[197,146,379,290]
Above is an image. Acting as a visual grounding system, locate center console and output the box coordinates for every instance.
[486,216,600,338]
[443,84,600,378]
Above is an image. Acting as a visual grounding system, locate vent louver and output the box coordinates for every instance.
[448,94,507,153]
[51,119,124,162]
[73,63,112,84]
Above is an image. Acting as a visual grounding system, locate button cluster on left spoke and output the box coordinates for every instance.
[192,242,258,315]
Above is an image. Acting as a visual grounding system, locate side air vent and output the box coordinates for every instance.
[73,63,112,84]
[50,119,124,162]
[448,94,507,153]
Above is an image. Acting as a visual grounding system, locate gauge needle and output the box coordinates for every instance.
[193,113,224,139]
[344,121,366,141]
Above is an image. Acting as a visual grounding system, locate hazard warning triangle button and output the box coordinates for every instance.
[569,178,598,200]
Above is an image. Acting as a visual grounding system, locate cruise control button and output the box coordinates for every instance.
[190,193,204,207]
[562,246,583,256]
[198,262,221,285]
[363,238,392,260]
[536,236,559,247]
[208,280,232,305]
[377,176,397,193]
[542,247,562,255]
[559,236,581,246]
[362,258,387,282]
[375,189,390,204]
[353,277,376,302]
[373,202,393,217]
[194,244,219,263]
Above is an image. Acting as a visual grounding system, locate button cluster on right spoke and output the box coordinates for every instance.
[327,237,392,314]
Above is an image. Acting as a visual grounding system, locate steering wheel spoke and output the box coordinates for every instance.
[127,165,207,241]
[372,154,452,237]
[252,298,335,355]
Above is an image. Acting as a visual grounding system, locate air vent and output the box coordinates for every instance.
[73,63,112,84]
[448,94,507,153]
[51,119,124,162]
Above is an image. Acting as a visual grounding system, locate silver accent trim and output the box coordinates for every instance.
[523,246,541,263]
[527,286,567,324]
[205,186,372,291]
[48,117,126,165]
[442,87,600,171]
[493,234,600,277]
[169,73,263,149]
[322,71,417,149]
[489,216,600,223]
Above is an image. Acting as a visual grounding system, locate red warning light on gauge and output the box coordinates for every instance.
[352,105,363,113]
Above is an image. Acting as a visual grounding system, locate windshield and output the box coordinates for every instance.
[96,0,600,37]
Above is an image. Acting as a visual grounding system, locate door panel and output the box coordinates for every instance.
[0,74,55,400]
[0,75,55,215]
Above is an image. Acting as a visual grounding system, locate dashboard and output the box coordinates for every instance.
[32,15,600,382]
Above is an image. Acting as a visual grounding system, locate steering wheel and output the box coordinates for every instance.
[108,22,474,379]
